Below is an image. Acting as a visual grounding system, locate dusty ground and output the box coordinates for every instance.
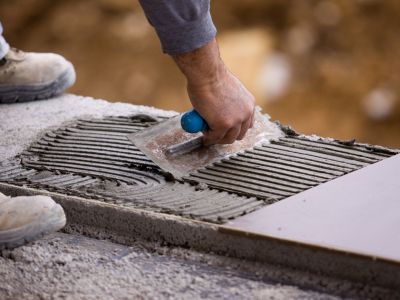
[0,232,340,300]
[0,0,399,148]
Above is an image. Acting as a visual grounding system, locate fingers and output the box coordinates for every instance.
[203,127,228,146]
[249,107,255,129]
[231,107,255,141]
[204,124,244,145]
[237,116,252,141]
[203,108,255,145]
[187,65,256,146]
[219,126,241,144]
[203,124,241,145]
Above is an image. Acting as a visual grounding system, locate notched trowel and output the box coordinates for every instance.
[128,107,283,179]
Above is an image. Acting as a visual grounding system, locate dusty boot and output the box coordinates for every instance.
[0,48,75,103]
[0,192,66,250]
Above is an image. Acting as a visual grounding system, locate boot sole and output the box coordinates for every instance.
[0,62,76,104]
[0,203,66,250]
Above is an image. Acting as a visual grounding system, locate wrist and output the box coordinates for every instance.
[187,59,226,90]
[173,38,226,88]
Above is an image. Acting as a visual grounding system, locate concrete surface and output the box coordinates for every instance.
[0,232,340,300]
[2,181,398,299]
[1,95,399,299]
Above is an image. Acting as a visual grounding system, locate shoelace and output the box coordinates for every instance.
[0,57,6,67]
[9,47,22,54]
[1,48,24,65]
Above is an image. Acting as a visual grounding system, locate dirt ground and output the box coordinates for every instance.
[0,0,399,147]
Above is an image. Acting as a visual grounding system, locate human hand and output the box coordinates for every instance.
[173,38,255,145]
[187,65,255,145]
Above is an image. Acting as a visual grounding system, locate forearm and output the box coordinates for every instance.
[139,0,255,145]
[172,39,255,146]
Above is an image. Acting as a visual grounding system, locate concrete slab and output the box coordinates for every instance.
[228,154,400,263]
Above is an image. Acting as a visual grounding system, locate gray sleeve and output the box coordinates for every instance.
[138,0,217,55]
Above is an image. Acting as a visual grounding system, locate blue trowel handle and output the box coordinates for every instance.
[181,109,208,133]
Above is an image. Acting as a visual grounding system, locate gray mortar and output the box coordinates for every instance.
[277,122,400,156]
[1,112,392,223]
[0,232,342,300]
[0,94,176,160]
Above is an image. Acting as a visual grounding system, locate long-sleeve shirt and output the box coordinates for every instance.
[138,0,217,55]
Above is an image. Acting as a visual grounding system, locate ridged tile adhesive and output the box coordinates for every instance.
[0,115,397,223]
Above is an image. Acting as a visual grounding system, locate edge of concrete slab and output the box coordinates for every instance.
[1,182,399,298]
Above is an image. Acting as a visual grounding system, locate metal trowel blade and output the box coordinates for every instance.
[127,110,283,179]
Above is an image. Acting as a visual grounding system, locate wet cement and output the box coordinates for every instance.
[1,108,395,223]
[0,114,265,223]
[0,94,177,161]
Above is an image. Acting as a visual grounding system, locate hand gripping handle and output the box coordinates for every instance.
[180,109,208,133]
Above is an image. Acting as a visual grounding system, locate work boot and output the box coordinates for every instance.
[0,192,66,250]
[0,48,75,103]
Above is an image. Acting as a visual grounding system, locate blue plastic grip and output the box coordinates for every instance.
[181,109,208,133]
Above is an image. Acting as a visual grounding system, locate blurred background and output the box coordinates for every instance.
[0,0,399,147]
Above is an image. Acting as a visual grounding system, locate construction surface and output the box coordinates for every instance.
[0,232,342,300]
[1,95,399,299]
[1,104,394,223]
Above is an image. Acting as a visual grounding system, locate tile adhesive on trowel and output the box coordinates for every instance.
[128,107,283,178]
